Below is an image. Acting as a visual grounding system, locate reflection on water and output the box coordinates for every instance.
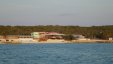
[0,43,113,64]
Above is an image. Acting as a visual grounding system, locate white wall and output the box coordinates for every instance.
[19,38,34,43]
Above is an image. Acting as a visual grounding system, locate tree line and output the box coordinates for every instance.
[0,25,113,39]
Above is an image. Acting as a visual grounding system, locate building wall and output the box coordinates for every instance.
[31,32,47,39]
[5,39,19,43]
[0,35,34,43]
[0,35,19,43]
[31,32,40,38]
[0,39,6,43]
[19,38,34,43]
[0,35,4,39]
[109,38,113,40]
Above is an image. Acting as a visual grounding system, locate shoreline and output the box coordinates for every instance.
[0,40,113,44]
[72,40,113,43]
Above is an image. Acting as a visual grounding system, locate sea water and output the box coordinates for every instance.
[0,43,113,64]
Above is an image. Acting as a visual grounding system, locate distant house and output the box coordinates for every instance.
[31,32,48,38]
[109,37,113,40]
[18,35,34,43]
[73,35,90,40]
[31,32,40,38]
[44,32,65,42]
[0,35,36,43]
[73,35,85,39]
[31,32,65,42]
[45,32,64,39]
[4,35,19,43]
[31,32,47,42]
[0,35,6,43]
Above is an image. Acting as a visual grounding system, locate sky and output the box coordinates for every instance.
[0,0,113,26]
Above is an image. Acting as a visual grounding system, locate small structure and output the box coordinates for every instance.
[4,35,19,43]
[18,35,34,43]
[109,37,113,40]
[31,32,65,42]
[31,32,47,42]
[45,32,64,39]
[45,32,65,42]
[73,35,90,40]
[31,32,40,38]
[73,35,85,39]
[0,35,6,43]
[31,32,47,38]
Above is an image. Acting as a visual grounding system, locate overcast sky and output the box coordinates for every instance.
[0,0,113,26]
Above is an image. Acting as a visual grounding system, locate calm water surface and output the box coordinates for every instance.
[0,43,113,64]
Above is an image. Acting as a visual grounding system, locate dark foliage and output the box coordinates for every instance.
[0,25,113,39]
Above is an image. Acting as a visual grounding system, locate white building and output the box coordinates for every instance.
[18,35,35,43]
[31,32,40,38]
[31,32,65,42]
[73,35,90,40]
[31,32,47,38]
[109,37,113,40]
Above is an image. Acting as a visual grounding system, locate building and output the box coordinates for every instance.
[0,35,6,43]
[31,32,47,42]
[3,35,19,43]
[0,32,66,43]
[44,32,65,42]
[73,35,90,40]
[18,35,35,43]
[31,32,40,38]
[31,32,65,42]
[0,35,36,44]
[31,32,47,38]
[45,32,64,39]
[109,37,113,40]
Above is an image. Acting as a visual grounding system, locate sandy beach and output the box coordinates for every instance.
[72,40,113,43]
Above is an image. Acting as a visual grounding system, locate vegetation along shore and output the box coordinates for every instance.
[0,25,113,44]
